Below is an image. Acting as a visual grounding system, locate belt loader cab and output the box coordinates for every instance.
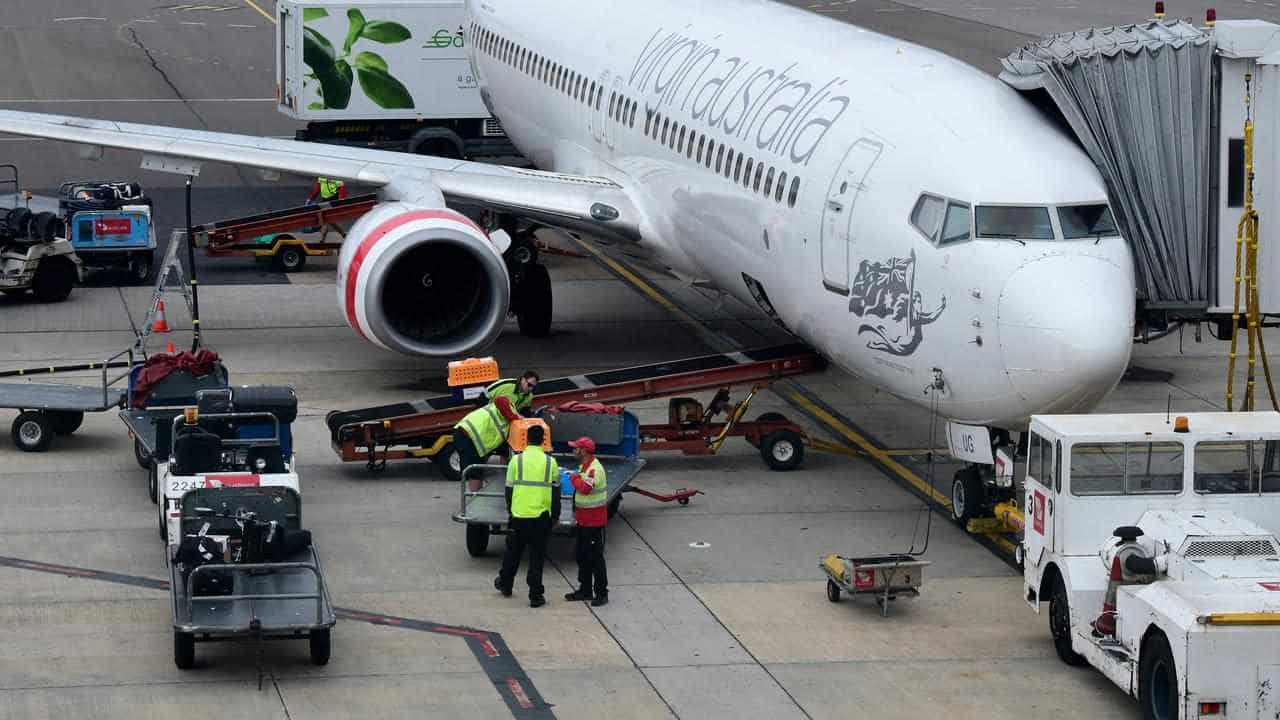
[155,387,300,548]
[1022,411,1280,719]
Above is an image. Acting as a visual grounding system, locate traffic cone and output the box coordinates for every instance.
[152,300,170,333]
[1093,555,1122,637]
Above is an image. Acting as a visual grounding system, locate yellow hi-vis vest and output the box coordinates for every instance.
[455,402,509,455]
[507,446,558,518]
[318,177,344,199]
[485,378,533,414]
[574,457,608,509]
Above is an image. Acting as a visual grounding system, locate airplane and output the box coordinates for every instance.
[0,0,1134,462]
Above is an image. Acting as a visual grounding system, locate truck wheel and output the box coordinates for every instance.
[274,244,306,273]
[950,467,985,525]
[309,628,331,666]
[826,579,841,603]
[129,252,152,285]
[1048,574,1086,666]
[1139,631,1177,720]
[12,411,53,452]
[466,524,490,557]
[32,257,75,303]
[48,410,84,435]
[760,430,804,471]
[148,461,159,505]
[134,438,152,470]
[516,263,553,338]
[174,631,195,669]
[434,441,463,482]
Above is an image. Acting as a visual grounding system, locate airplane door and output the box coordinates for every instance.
[821,138,883,294]
[1023,434,1059,568]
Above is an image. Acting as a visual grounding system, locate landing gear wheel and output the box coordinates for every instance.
[516,263,552,338]
[174,631,195,669]
[309,628,332,666]
[1139,632,1177,720]
[434,441,463,482]
[32,258,75,303]
[1049,574,1085,666]
[950,467,985,525]
[760,430,804,471]
[826,579,841,603]
[466,524,490,557]
[274,243,306,273]
[130,251,152,285]
[12,411,53,452]
[134,438,152,470]
[48,410,84,435]
[607,495,622,519]
[148,461,159,505]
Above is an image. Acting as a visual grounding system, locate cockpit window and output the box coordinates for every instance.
[909,194,945,241]
[939,202,971,245]
[975,205,1055,240]
[1058,204,1118,239]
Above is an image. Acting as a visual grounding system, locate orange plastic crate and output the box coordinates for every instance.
[507,418,552,452]
[447,356,499,387]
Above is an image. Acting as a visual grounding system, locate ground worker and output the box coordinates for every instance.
[494,425,560,607]
[563,436,609,607]
[308,176,347,203]
[483,371,539,415]
[452,370,539,487]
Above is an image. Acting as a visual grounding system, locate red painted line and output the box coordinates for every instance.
[479,639,500,658]
[432,626,491,640]
[343,209,487,339]
[506,678,533,709]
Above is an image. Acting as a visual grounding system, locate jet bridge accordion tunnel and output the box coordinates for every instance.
[1000,17,1280,337]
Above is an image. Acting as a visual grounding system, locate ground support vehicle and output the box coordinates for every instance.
[192,194,378,272]
[1022,411,1280,719]
[168,484,334,670]
[820,553,929,617]
[327,344,828,478]
[0,349,134,451]
[276,0,521,161]
[58,180,155,283]
[153,390,299,546]
[0,165,81,302]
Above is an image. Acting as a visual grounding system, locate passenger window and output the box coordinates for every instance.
[671,123,679,149]
[716,145,725,172]
[629,103,637,127]
[645,109,653,135]
[678,126,687,153]
[733,153,743,181]
[697,136,706,162]
[609,93,616,116]
[764,167,775,197]
[687,131,695,158]
[909,194,946,242]
[1195,440,1261,494]
[787,176,800,207]
[776,172,787,203]
[939,202,971,245]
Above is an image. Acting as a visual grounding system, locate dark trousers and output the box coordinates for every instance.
[575,526,608,597]
[498,514,552,599]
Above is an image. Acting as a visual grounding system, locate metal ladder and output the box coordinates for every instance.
[133,229,195,356]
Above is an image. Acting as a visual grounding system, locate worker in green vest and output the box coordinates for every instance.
[564,436,609,606]
[494,425,561,607]
[483,371,539,415]
[308,176,347,203]
[452,400,510,489]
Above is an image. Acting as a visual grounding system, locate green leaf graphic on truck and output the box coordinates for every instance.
[302,8,414,110]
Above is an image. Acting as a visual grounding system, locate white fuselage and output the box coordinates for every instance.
[466,0,1135,429]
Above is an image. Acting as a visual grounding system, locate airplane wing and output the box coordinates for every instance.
[0,110,643,243]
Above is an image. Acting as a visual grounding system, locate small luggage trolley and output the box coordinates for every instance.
[820,553,929,617]
[168,485,335,669]
[0,349,134,451]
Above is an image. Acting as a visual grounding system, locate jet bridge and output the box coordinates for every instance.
[1000,17,1280,331]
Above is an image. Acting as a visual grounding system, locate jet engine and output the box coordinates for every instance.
[336,202,510,357]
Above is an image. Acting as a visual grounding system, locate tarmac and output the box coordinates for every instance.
[0,0,1274,718]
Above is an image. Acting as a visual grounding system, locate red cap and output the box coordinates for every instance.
[568,436,596,452]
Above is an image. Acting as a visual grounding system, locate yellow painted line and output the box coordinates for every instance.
[571,238,694,321]
[786,391,951,508]
[243,0,275,23]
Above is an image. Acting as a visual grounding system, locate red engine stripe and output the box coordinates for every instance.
[344,209,486,341]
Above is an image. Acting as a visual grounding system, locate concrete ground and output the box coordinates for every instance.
[0,0,1269,718]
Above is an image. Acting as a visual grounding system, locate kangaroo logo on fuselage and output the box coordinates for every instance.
[848,250,945,356]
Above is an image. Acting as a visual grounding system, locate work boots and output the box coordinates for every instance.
[564,589,592,602]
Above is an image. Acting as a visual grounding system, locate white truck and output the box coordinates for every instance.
[1022,411,1280,720]
[276,0,520,160]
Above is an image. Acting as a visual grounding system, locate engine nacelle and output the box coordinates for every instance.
[337,202,510,356]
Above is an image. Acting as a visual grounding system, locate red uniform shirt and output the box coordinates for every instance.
[570,457,608,527]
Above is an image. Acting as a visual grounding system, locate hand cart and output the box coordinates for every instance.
[820,553,929,617]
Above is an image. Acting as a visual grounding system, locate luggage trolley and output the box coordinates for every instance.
[0,349,134,452]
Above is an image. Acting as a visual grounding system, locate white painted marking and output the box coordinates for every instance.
[180,21,207,26]
[132,18,159,23]
[874,7,906,10]
[228,23,257,28]
[53,17,107,22]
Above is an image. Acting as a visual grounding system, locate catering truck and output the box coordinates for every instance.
[276,0,520,160]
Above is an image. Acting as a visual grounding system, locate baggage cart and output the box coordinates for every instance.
[820,553,929,617]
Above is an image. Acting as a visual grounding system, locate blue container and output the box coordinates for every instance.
[560,468,575,496]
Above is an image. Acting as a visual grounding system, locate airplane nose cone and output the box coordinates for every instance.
[997,254,1134,413]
